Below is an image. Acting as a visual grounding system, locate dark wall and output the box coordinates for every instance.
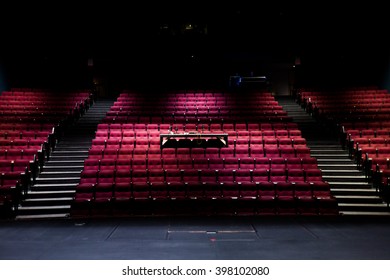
[1,3,389,93]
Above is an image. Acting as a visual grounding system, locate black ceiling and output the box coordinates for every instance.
[1,2,389,90]
[2,3,389,58]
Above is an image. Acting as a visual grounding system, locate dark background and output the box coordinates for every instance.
[1,2,389,93]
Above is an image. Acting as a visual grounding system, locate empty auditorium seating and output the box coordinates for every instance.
[71,91,337,217]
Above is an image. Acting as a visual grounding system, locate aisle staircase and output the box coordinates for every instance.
[276,96,389,216]
[15,99,115,220]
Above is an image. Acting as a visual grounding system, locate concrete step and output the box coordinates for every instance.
[27,190,76,198]
[339,211,390,216]
[57,141,92,145]
[15,213,70,220]
[31,183,78,191]
[64,132,96,137]
[306,138,340,143]
[311,154,350,159]
[331,188,379,196]
[52,150,89,156]
[310,145,346,152]
[334,195,383,203]
[42,165,84,172]
[318,164,358,170]
[316,158,353,164]
[22,197,73,206]
[54,147,91,152]
[322,175,367,182]
[338,203,389,212]
[43,160,85,166]
[35,177,80,184]
[17,205,71,215]
[55,143,92,148]
[56,141,91,145]
[328,181,372,188]
[310,149,346,153]
[49,155,88,160]
[321,169,362,174]
[68,124,97,127]
[65,129,96,133]
[38,171,82,178]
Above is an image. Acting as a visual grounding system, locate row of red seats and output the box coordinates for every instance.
[117,91,275,99]
[341,121,390,130]
[71,180,337,217]
[0,148,40,160]
[94,130,304,139]
[109,107,283,115]
[0,123,55,131]
[106,93,290,125]
[96,122,299,132]
[84,157,319,172]
[86,146,312,160]
[347,129,390,139]
[103,116,294,124]
[299,88,389,136]
[0,130,53,140]
[78,168,324,185]
[110,104,283,111]
[300,89,388,99]
[106,111,289,119]
[91,138,308,149]
[0,159,33,173]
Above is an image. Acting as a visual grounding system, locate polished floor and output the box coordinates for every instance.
[1,215,390,260]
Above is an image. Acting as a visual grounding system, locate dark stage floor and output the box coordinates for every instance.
[0,215,390,260]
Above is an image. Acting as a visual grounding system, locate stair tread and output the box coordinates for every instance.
[36,177,81,180]
[45,160,85,163]
[317,158,352,161]
[33,183,78,187]
[50,156,87,158]
[318,164,357,167]
[56,143,92,145]
[18,205,71,210]
[311,148,346,151]
[323,175,366,178]
[334,195,382,199]
[44,165,84,167]
[328,181,371,185]
[15,213,70,220]
[321,170,361,173]
[51,152,88,154]
[24,197,73,202]
[40,171,82,175]
[331,188,377,192]
[29,190,76,194]
[338,203,388,207]
[312,153,347,156]
[340,211,390,216]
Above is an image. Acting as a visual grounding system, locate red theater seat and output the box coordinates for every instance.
[257,182,276,215]
[99,158,116,171]
[200,169,217,183]
[209,158,224,170]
